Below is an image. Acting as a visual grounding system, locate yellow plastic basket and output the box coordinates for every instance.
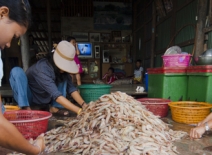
[168,101,212,124]
[5,105,20,111]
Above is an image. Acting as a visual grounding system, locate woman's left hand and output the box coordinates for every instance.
[190,125,205,139]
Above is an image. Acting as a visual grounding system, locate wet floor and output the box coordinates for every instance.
[164,117,212,155]
[1,115,212,155]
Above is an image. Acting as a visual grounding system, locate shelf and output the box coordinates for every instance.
[99,42,131,44]
[103,63,132,65]
[102,44,130,50]
[78,59,100,83]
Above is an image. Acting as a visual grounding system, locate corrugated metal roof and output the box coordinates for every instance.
[175,0,197,44]
[155,17,171,51]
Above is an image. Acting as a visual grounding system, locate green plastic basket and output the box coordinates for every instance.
[78,84,112,103]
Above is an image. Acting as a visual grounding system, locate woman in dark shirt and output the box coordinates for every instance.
[10,41,87,116]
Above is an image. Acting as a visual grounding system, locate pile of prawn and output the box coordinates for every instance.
[43,91,187,155]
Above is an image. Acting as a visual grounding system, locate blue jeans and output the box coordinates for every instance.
[9,67,66,108]
[1,104,5,114]
[52,82,67,108]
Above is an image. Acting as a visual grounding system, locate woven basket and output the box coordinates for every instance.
[78,84,112,103]
[4,110,52,139]
[137,98,171,118]
[168,101,212,124]
[5,105,20,111]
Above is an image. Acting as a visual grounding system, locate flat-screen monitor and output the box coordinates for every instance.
[77,42,93,58]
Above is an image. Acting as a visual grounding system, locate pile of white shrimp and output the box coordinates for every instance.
[44,91,187,155]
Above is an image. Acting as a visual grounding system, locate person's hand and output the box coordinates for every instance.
[190,125,205,139]
[197,121,204,126]
[33,133,46,154]
[82,103,88,110]
[198,113,212,127]
[75,43,78,49]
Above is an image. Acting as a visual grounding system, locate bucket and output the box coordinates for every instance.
[137,98,171,117]
[78,84,112,103]
[4,110,52,139]
[169,101,212,124]
[145,72,148,92]
[162,54,191,67]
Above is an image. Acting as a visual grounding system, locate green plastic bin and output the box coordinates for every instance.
[147,67,188,101]
[187,66,212,103]
[78,84,112,103]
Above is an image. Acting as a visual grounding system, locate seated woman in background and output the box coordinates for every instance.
[93,67,118,84]
[93,67,132,85]
[133,59,144,84]
[102,67,118,84]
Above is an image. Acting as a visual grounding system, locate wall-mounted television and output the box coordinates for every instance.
[77,42,93,58]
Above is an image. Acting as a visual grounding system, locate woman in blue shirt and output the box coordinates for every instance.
[10,41,87,116]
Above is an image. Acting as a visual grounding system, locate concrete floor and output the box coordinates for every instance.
[0,84,212,154]
[1,115,212,155]
[164,118,212,155]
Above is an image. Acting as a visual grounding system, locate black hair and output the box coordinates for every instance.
[66,36,76,42]
[45,52,70,86]
[0,0,31,27]
[136,59,142,64]
[108,67,114,73]
[29,34,34,44]
[135,59,142,70]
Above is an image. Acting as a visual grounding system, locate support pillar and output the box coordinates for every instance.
[20,33,30,71]
[195,0,208,57]
[47,0,52,52]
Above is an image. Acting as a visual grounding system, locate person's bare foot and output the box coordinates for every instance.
[22,106,31,110]
[49,107,69,115]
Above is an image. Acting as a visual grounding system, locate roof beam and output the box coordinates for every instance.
[31,8,61,14]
